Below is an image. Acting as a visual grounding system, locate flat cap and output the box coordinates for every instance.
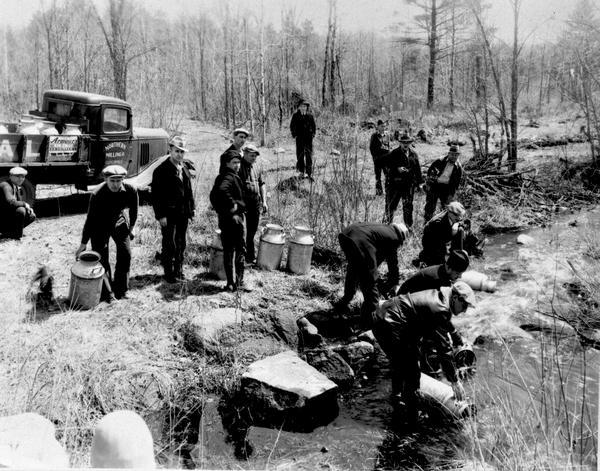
[447,249,470,272]
[452,281,476,307]
[169,135,188,152]
[447,201,466,217]
[221,149,242,164]
[242,143,260,155]
[233,128,250,137]
[9,166,27,176]
[102,165,127,177]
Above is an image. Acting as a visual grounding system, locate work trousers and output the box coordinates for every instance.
[244,200,261,262]
[424,185,454,222]
[372,157,383,189]
[295,137,314,177]
[384,184,415,227]
[161,213,189,278]
[91,230,131,298]
[1,207,35,239]
[219,215,246,287]
[373,317,420,418]
[338,233,379,328]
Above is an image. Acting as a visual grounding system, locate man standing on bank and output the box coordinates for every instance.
[76,165,138,300]
[373,281,475,426]
[290,100,316,180]
[369,119,390,196]
[220,128,249,169]
[0,166,36,240]
[239,143,267,265]
[210,150,247,292]
[424,145,464,222]
[334,222,409,329]
[377,132,423,227]
[151,136,195,283]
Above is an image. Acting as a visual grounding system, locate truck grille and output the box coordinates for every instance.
[140,143,149,167]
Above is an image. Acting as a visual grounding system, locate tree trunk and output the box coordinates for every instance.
[426,0,438,109]
[244,18,254,134]
[508,0,519,172]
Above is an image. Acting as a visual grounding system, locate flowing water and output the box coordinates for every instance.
[186,209,600,470]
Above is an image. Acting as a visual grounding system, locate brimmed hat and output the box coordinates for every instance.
[452,280,476,307]
[102,165,127,178]
[447,249,470,272]
[221,149,242,164]
[447,201,466,217]
[377,119,386,126]
[448,145,460,154]
[233,128,250,137]
[9,166,27,176]
[299,100,310,107]
[399,132,414,143]
[242,143,260,155]
[169,135,188,152]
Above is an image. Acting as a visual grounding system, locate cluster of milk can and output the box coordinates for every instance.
[209,224,314,280]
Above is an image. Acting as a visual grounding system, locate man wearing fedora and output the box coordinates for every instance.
[239,143,267,265]
[369,119,390,196]
[220,128,250,170]
[290,100,316,180]
[377,132,423,227]
[152,136,195,283]
[424,145,464,222]
[0,166,36,240]
[76,165,138,300]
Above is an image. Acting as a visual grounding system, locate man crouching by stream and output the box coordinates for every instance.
[373,281,475,427]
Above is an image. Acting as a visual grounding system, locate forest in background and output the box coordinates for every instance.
[1,0,599,160]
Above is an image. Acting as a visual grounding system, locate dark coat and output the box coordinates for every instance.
[151,157,195,220]
[375,288,459,382]
[369,132,389,159]
[290,111,316,141]
[420,210,463,266]
[427,156,463,195]
[377,146,423,188]
[0,180,28,212]
[398,264,451,294]
[210,168,246,218]
[339,222,405,285]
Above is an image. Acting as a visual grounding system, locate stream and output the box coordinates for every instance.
[184,209,600,470]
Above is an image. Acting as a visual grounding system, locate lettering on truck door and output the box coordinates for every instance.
[104,141,132,171]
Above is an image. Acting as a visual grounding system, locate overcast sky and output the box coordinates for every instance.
[3,0,572,43]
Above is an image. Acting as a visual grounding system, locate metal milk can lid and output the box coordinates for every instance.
[72,251,105,279]
[291,225,314,245]
[262,224,285,244]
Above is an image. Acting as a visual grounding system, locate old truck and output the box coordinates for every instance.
[0,90,169,197]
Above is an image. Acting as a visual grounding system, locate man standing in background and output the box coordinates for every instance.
[424,145,464,222]
[369,119,389,196]
[220,128,250,169]
[290,100,316,181]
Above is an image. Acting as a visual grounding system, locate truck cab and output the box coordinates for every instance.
[0,90,169,192]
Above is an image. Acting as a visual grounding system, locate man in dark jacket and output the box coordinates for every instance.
[210,150,247,291]
[76,165,138,300]
[290,100,316,180]
[418,202,466,267]
[220,128,249,170]
[373,282,475,425]
[0,166,36,239]
[335,222,409,328]
[398,249,470,295]
[369,119,390,196]
[424,145,464,222]
[239,143,267,264]
[377,132,423,227]
[151,136,195,283]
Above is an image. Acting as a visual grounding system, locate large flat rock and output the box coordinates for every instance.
[240,350,339,432]
[182,307,247,354]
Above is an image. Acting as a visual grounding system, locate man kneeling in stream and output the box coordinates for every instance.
[373,281,475,427]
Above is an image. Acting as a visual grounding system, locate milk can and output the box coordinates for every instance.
[68,251,105,309]
[39,120,58,135]
[256,224,285,271]
[419,373,476,419]
[0,123,8,134]
[459,270,497,292]
[208,229,226,280]
[286,225,314,275]
[62,123,82,135]
[18,118,40,135]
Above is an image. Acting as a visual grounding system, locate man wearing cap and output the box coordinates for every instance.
[76,165,138,300]
[0,167,36,239]
[373,281,475,426]
[290,100,316,180]
[210,150,246,291]
[334,221,409,328]
[239,143,267,264]
[369,120,390,196]
[220,128,249,169]
[424,145,464,222]
[418,201,466,267]
[151,136,195,283]
[376,132,423,227]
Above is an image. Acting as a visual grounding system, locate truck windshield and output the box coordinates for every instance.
[103,107,129,133]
